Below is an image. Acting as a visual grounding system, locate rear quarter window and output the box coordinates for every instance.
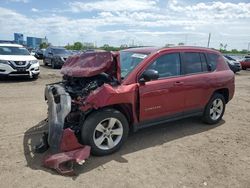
[207,53,221,71]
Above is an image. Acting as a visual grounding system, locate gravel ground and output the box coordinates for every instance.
[0,63,249,188]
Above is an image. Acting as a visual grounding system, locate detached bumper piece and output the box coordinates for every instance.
[43,128,91,176]
[38,84,90,176]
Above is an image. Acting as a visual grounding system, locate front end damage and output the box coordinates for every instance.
[36,84,90,175]
[36,51,120,175]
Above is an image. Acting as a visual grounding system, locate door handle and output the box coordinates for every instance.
[174,81,184,86]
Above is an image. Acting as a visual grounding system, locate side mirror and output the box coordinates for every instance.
[140,69,159,83]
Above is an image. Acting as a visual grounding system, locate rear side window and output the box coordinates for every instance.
[207,53,220,71]
[183,52,202,74]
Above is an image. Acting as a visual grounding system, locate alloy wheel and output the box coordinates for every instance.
[93,118,123,150]
[210,98,224,121]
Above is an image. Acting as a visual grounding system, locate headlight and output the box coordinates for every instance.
[0,60,10,65]
[29,60,39,64]
[228,61,234,65]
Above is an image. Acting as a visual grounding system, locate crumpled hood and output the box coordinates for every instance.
[61,51,119,78]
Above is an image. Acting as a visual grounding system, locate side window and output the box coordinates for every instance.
[207,53,220,71]
[148,53,181,78]
[200,53,208,71]
[183,52,202,74]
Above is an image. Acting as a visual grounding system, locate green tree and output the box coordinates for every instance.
[100,44,121,51]
[73,42,83,50]
[231,49,238,53]
[39,42,49,49]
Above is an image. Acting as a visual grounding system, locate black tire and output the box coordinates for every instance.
[43,59,47,66]
[202,93,226,124]
[32,74,39,80]
[242,67,246,70]
[51,60,56,69]
[81,108,129,156]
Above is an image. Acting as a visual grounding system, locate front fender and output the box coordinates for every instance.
[80,83,139,122]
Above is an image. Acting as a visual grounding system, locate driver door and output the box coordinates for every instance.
[139,52,185,122]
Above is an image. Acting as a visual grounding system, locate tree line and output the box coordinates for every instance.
[40,41,249,54]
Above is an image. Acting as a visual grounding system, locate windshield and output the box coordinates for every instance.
[52,48,70,55]
[0,46,30,55]
[120,51,148,78]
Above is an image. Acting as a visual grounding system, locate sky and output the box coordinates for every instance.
[0,0,250,50]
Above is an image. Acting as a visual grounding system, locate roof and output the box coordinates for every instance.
[0,43,23,47]
[122,47,160,54]
[121,46,219,54]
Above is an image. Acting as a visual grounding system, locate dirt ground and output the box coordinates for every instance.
[0,63,250,188]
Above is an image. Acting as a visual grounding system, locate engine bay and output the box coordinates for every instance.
[62,73,115,99]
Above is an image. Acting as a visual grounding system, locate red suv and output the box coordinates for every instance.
[41,47,235,156]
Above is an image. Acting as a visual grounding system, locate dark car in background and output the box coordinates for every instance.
[223,55,241,73]
[35,49,45,59]
[43,47,71,69]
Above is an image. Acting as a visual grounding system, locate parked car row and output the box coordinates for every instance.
[223,54,250,72]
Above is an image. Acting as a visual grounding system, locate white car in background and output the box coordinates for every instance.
[0,43,40,79]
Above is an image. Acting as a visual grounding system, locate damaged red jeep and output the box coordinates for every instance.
[37,47,234,158]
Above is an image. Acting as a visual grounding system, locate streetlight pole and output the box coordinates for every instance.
[207,33,211,48]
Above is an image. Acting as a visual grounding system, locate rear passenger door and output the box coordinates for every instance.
[181,52,213,112]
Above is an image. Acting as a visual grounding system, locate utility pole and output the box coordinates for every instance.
[248,42,250,52]
[207,33,211,48]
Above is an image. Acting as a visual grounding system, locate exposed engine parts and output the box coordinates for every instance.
[62,73,112,99]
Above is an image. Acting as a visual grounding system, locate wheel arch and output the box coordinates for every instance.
[84,103,135,132]
[213,88,229,103]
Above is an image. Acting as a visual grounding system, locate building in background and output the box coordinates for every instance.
[14,33,24,45]
[27,36,48,49]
